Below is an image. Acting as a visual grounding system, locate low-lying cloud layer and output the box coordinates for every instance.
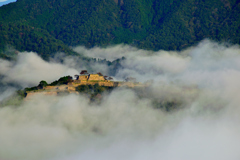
[0,52,79,87]
[1,40,240,160]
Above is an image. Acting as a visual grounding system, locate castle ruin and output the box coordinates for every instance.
[25,70,145,98]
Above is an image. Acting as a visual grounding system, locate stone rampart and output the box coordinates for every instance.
[25,77,147,99]
[88,74,105,81]
[78,75,88,80]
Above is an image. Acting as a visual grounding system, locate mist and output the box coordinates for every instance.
[1,40,240,160]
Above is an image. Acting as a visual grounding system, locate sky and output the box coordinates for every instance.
[0,0,16,7]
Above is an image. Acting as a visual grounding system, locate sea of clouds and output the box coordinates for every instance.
[0,39,240,160]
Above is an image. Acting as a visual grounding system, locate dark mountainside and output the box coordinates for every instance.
[0,0,240,59]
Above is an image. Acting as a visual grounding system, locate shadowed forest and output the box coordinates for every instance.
[0,0,240,60]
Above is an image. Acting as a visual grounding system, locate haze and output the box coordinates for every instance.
[0,40,240,160]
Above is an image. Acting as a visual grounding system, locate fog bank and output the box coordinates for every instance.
[0,40,240,160]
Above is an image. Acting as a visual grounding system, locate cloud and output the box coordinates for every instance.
[1,39,240,160]
[0,52,79,87]
[74,40,240,85]
[0,91,167,160]
[73,45,142,61]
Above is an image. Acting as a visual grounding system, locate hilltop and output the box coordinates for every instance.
[0,0,240,59]
[23,70,147,99]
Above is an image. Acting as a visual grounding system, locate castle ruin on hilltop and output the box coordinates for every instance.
[68,70,119,87]
[25,70,146,98]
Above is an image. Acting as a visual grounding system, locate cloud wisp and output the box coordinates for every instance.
[0,52,79,87]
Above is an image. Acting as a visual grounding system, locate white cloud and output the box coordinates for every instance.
[1,39,240,160]
[0,52,79,87]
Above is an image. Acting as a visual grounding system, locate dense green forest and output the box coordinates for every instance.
[0,0,240,59]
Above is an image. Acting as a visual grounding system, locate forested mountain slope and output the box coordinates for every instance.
[0,0,239,59]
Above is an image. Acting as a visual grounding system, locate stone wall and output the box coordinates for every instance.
[25,78,147,99]
[44,86,56,90]
[25,91,58,99]
[78,75,88,80]
[88,74,105,81]
[25,89,79,99]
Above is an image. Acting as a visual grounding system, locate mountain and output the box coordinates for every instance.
[0,0,240,59]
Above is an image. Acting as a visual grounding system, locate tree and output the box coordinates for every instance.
[50,76,73,85]
[38,80,48,89]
